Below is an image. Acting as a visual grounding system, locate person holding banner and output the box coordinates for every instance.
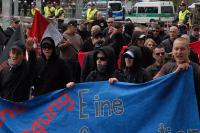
[154,37,200,116]
[59,20,83,83]
[31,37,72,97]
[109,46,152,84]
[85,46,116,82]
[67,45,116,88]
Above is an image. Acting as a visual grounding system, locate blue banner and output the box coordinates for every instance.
[0,68,199,133]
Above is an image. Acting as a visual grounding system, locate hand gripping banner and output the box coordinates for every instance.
[0,67,199,133]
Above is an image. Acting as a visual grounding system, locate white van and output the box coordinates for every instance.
[126,1,175,23]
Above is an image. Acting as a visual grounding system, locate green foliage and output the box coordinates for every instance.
[83,0,89,4]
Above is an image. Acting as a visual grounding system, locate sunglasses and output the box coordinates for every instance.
[96,56,107,61]
[153,30,159,32]
[194,28,199,31]
[107,21,114,24]
[42,46,53,49]
[155,52,165,56]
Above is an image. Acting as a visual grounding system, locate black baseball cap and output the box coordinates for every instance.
[123,50,135,59]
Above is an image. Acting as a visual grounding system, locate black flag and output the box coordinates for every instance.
[0,26,7,56]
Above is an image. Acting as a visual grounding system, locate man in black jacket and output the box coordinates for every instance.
[0,42,34,102]
[32,37,72,97]
[109,46,152,84]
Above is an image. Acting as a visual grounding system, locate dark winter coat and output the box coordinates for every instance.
[85,46,116,82]
[0,50,35,102]
[32,37,71,97]
[115,46,152,83]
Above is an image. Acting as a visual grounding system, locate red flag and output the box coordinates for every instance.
[190,40,200,62]
[78,52,88,69]
[29,11,49,42]
[29,10,62,46]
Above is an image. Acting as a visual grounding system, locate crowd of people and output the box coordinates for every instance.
[0,1,199,117]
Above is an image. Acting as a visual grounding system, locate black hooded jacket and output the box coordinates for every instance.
[85,46,116,82]
[32,37,71,97]
[113,46,152,83]
[130,31,154,68]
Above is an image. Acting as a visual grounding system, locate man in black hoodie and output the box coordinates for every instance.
[85,46,116,82]
[109,46,152,84]
[32,37,72,97]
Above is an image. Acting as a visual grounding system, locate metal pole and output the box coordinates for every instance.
[14,0,19,16]
[76,0,83,19]
[2,0,12,29]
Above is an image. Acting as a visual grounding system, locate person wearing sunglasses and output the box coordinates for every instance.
[80,31,106,82]
[31,37,72,97]
[66,46,116,88]
[146,45,166,78]
[109,46,151,84]
[148,24,162,45]
[85,46,116,82]
[103,17,116,38]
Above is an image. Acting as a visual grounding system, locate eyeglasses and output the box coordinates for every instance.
[96,56,107,61]
[107,21,114,24]
[155,52,165,56]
